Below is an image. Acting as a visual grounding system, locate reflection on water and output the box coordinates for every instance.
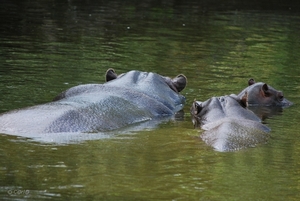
[248,106,284,121]
[0,0,300,200]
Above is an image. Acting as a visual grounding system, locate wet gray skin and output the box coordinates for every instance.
[191,94,270,152]
[235,78,293,107]
[0,69,187,135]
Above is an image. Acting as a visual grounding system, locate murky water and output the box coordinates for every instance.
[0,0,300,200]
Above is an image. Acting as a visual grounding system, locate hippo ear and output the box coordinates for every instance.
[191,100,202,115]
[106,68,118,82]
[190,100,202,128]
[172,74,187,92]
[248,78,255,86]
[261,83,270,96]
[239,92,248,107]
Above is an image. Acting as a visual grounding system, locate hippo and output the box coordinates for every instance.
[0,69,187,137]
[235,78,292,107]
[191,93,270,152]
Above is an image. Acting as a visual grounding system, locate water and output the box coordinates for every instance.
[0,0,300,200]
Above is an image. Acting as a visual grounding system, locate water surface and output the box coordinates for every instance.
[0,0,300,200]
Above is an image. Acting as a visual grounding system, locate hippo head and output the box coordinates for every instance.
[190,93,253,128]
[237,79,293,107]
[105,68,187,93]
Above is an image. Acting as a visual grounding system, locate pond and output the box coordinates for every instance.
[0,0,300,200]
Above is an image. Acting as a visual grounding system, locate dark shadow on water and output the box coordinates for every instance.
[247,106,284,121]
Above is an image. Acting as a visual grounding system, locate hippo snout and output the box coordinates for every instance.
[281,98,293,107]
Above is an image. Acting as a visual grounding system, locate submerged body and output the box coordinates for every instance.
[0,69,187,136]
[191,95,270,152]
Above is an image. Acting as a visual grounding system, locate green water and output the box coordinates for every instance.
[0,0,300,200]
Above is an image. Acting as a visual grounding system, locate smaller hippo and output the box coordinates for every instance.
[235,78,292,107]
[191,93,270,152]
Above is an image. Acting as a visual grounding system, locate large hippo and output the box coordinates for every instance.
[0,69,187,136]
[191,93,271,152]
[235,78,292,107]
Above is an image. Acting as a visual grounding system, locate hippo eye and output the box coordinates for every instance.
[278,92,284,101]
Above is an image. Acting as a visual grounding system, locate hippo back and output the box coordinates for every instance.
[54,71,186,114]
[102,70,185,112]
[201,118,270,152]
